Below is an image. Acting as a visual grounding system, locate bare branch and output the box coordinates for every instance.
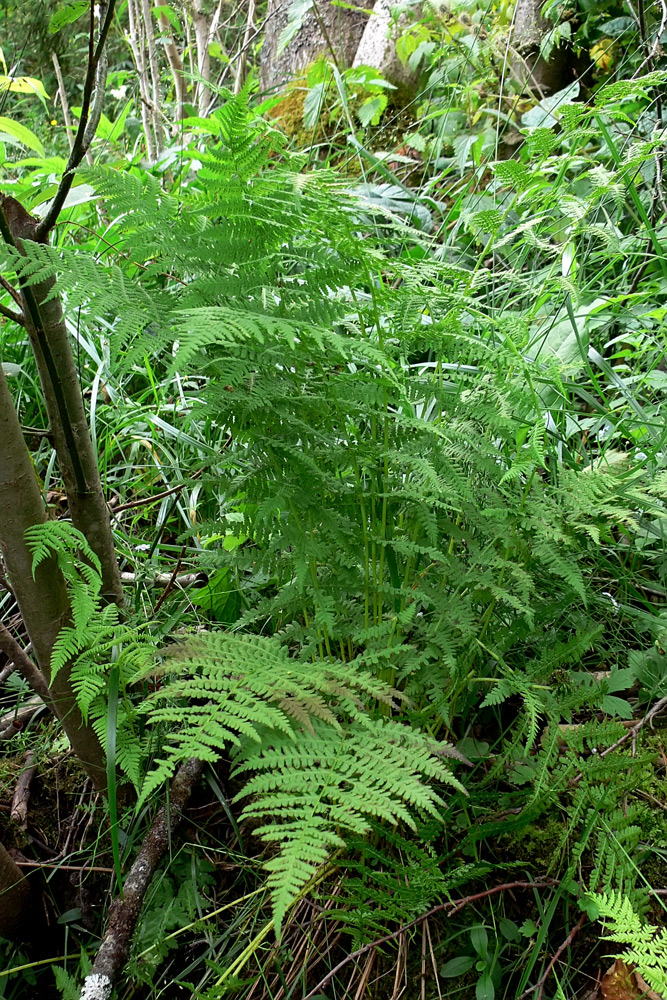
[0,622,55,708]
[303,880,559,1000]
[0,300,25,326]
[36,0,117,238]
[0,274,23,307]
[79,758,204,1000]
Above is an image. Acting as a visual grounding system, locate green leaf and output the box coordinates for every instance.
[499,918,520,941]
[0,116,44,156]
[357,96,387,128]
[153,4,182,32]
[600,694,633,719]
[476,972,495,1000]
[470,925,488,957]
[188,568,242,624]
[441,956,476,977]
[49,0,89,34]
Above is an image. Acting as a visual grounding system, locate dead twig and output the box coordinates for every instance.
[517,913,586,1000]
[0,623,55,707]
[10,751,37,830]
[302,880,558,1000]
[573,693,667,784]
[79,757,203,1000]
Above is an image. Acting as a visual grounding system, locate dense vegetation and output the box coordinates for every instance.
[1,1,667,998]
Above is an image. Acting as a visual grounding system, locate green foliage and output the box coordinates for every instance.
[4,18,667,992]
[592,891,667,993]
[138,630,464,931]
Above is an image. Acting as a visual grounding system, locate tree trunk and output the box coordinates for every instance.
[0,840,44,941]
[0,362,107,789]
[510,0,568,96]
[352,0,420,98]
[189,0,214,116]
[260,0,374,94]
[126,0,159,162]
[1,196,125,610]
[155,1,189,121]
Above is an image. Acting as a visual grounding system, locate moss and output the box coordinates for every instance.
[500,815,567,870]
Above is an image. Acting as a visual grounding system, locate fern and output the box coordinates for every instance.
[136,630,465,932]
[592,891,667,994]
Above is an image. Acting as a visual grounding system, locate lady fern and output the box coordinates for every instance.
[135,630,466,931]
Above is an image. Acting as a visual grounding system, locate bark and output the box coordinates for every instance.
[79,758,204,1000]
[234,0,257,95]
[352,0,421,97]
[1,195,125,610]
[510,0,568,96]
[0,362,107,789]
[155,1,189,121]
[141,0,166,153]
[189,0,214,115]
[126,0,159,162]
[260,0,374,94]
[0,839,43,941]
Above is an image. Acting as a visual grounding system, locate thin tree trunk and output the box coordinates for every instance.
[234,0,256,94]
[0,362,107,789]
[352,0,420,97]
[127,0,158,162]
[155,1,188,122]
[141,0,166,154]
[0,839,43,941]
[190,1,213,115]
[1,196,124,610]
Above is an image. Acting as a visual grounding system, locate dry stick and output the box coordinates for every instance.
[37,0,117,237]
[16,861,114,873]
[10,751,37,830]
[0,273,24,308]
[0,622,57,707]
[0,704,43,741]
[153,548,186,614]
[0,300,25,326]
[51,52,78,157]
[424,918,442,1000]
[302,881,558,1000]
[120,571,208,588]
[517,913,586,1000]
[573,693,667,785]
[79,757,203,1000]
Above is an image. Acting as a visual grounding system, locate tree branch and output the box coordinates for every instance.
[0,300,25,326]
[0,196,89,495]
[0,622,55,708]
[36,0,117,238]
[0,274,24,307]
[79,758,204,1000]
[303,880,559,1000]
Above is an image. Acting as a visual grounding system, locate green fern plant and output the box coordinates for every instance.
[591,890,667,994]
[136,630,467,932]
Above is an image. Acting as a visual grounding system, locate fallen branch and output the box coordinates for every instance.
[10,751,37,830]
[302,880,559,1000]
[573,692,667,784]
[79,757,203,1000]
[517,913,586,1000]
[120,571,208,588]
